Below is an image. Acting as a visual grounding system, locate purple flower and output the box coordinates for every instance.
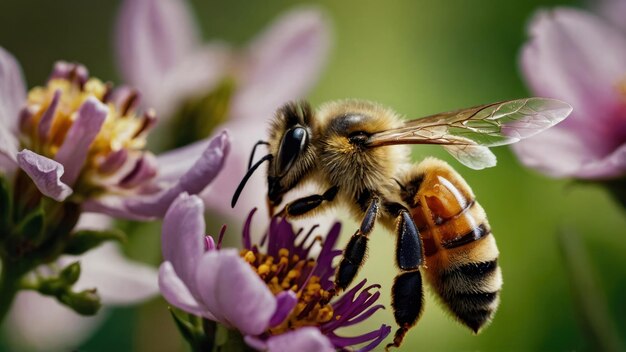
[115,0,331,217]
[159,194,391,351]
[2,214,158,351]
[513,8,626,179]
[0,47,229,220]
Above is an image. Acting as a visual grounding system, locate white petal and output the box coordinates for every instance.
[3,291,107,352]
[71,243,159,305]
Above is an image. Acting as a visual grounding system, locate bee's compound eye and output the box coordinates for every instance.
[348,131,370,145]
[276,127,308,177]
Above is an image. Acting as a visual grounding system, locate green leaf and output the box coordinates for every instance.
[59,261,81,285]
[169,309,198,346]
[0,176,11,234]
[169,309,216,352]
[64,228,126,255]
[15,204,45,244]
[37,276,65,296]
[602,178,626,210]
[58,288,101,315]
[37,262,81,295]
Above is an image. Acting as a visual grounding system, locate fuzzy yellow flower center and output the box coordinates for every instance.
[23,78,147,161]
[241,248,336,334]
[19,72,156,195]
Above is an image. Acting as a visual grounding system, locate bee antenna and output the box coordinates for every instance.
[232,154,273,208]
[248,140,270,170]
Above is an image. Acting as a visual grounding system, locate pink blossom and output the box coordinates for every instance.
[158,194,390,351]
[513,8,626,179]
[0,48,230,220]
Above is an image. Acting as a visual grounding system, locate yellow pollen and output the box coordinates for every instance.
[243,251,256,264]
[239,249,336,335]
[258,264,270,276]
[21,75,154,195]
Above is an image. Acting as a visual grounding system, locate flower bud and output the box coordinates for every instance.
[59,288,101,316]
[59,261,81,286]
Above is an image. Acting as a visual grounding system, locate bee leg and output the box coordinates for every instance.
[334,195,380,292]
[385,203,425,350]
[278,186,339,217]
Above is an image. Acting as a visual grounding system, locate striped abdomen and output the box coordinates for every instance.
[400,158,502,333]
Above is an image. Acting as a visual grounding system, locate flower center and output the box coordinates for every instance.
[241,248,335,334]
[19,64,156,194]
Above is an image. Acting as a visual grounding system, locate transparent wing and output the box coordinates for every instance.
[443,145,496,170]
[366,97,572,168]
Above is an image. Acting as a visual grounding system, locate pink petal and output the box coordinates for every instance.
[156,131,224,182]
[49,61,89,85]
[269,290,298,327]
[150,44,232,119]
[231,6,331,120]
[513,128,626,179]
[115,0,200,106]
[595,0,626,32]
[0,47,25,171]
[162,193,205,298]
[244,335,268,350]
[575,142,626,179]
[82,195,147,220]
[83,131,229,220]
[0,46,27,133]
[17,149,72,201]
[195,249,276,335]
[521,8,626,123]
[118,153,158,188]
[202,123,267,214]
[158,262,214,319]
[265,327,335,352]
[98,148,128,174]
[124,130,230,218]
[37,89,61,141]
[4,291,107,351]
[55,97,108,186]
[0,122,18,171]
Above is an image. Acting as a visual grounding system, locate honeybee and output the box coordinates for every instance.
[231,98,571,349]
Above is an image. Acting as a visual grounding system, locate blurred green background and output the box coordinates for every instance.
[1,0,625,351]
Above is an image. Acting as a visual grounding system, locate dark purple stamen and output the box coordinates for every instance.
[296,224,318,248]
[242,208,257,249]
[119,155,157,188]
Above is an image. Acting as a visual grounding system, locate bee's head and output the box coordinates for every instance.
[231,101,315,212]
[266,101,316,208]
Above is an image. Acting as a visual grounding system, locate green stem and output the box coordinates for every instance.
[0,258,23,326]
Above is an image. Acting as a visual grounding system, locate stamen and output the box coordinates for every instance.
[305,235,324,253]
[120,89,140,116]
[204,236,216,251]
[297,224,319,248]
[132,110,157,138]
